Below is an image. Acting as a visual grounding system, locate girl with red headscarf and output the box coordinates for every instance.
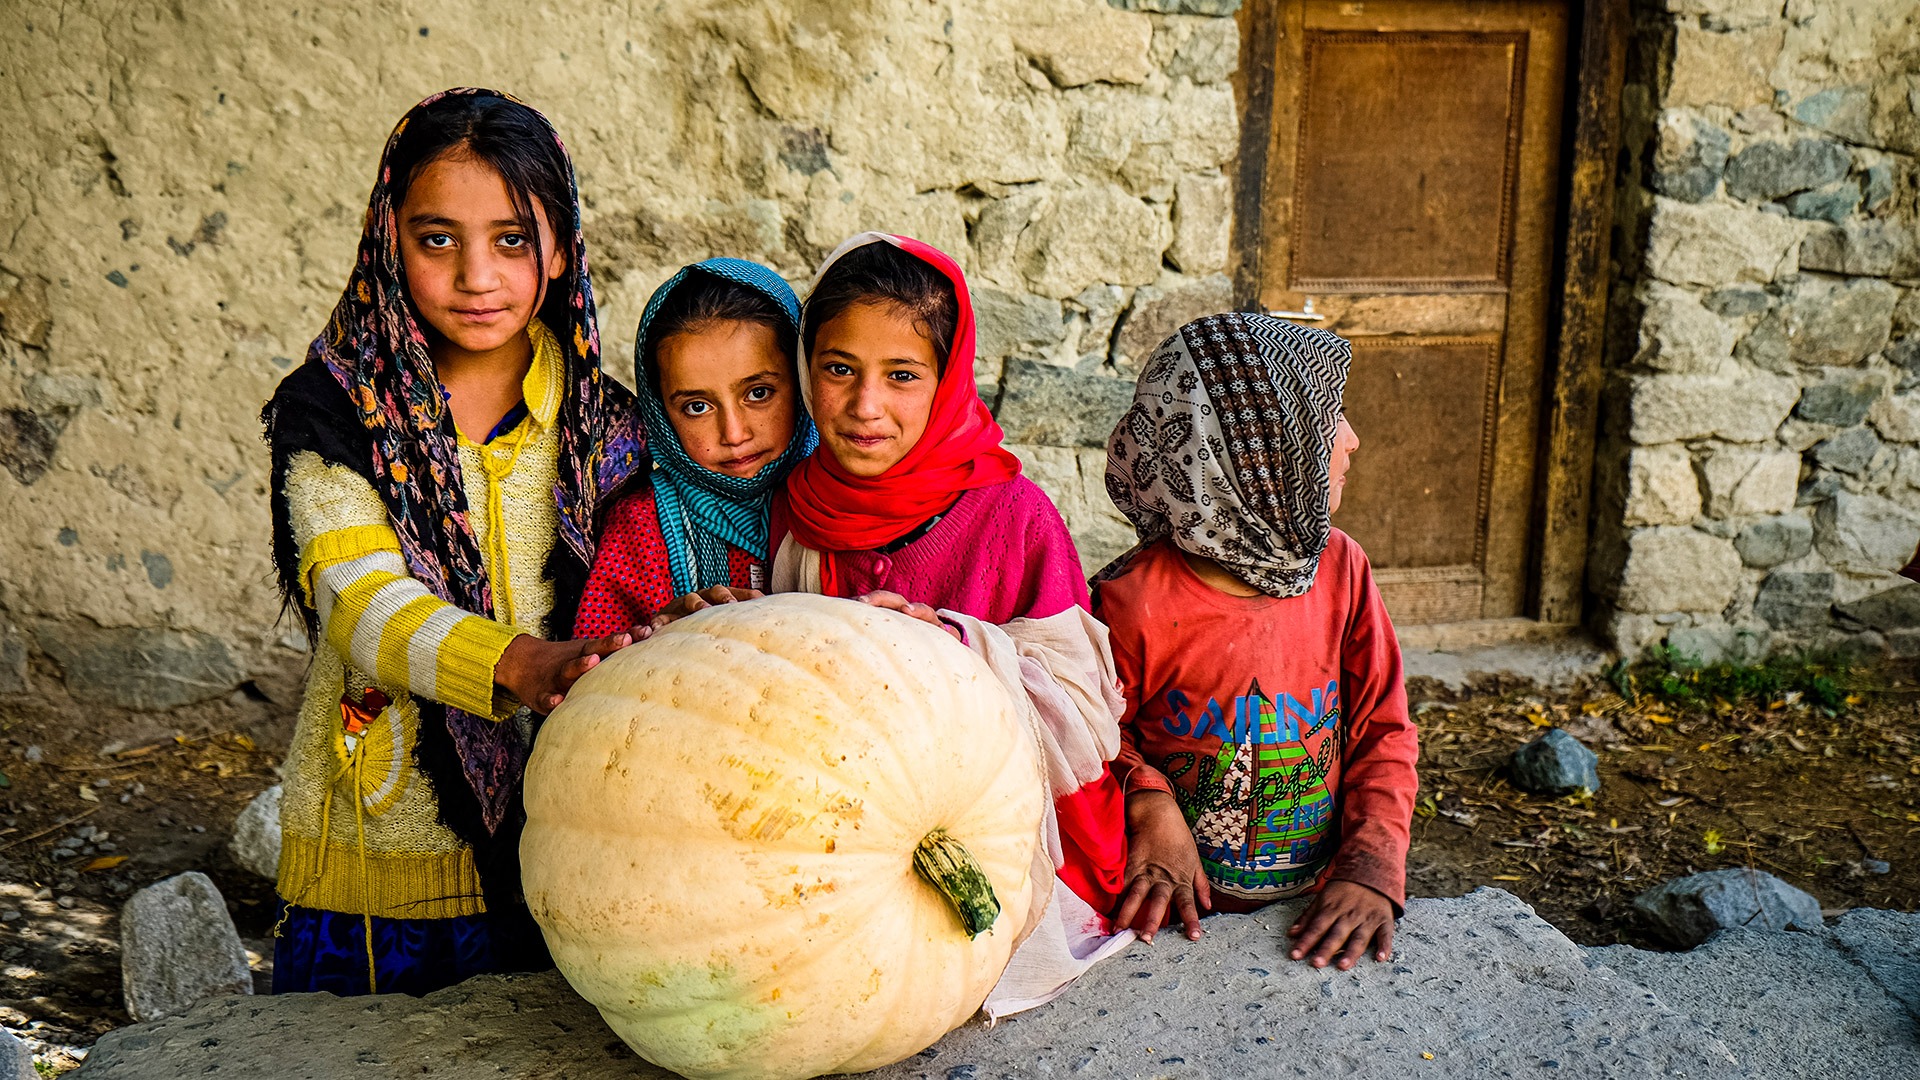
[768,233,1134,1014]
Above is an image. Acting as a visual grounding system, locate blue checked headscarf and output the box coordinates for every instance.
[636,258,818,596]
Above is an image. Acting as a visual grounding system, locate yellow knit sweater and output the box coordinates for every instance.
[277,321,565,920]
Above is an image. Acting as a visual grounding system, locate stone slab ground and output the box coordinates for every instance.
[73,887,1920,1080]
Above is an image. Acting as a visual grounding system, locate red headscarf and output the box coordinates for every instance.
[784,234,1021,592]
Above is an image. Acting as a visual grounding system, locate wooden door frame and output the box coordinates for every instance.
[1229,0,1629,629]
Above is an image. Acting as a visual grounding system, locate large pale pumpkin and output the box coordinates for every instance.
[522,593,1045,1080]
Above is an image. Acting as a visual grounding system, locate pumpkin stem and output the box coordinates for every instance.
[912,829,1001,938]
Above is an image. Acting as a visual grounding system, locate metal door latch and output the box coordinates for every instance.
[1267,296,1325,322]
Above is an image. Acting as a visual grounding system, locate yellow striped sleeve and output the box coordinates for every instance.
[290,450,526,717]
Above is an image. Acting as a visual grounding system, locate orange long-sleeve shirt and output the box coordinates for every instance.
[1093,533,1418,913]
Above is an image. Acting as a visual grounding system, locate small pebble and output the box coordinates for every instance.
[190,824,207,834]
[0,910,18,922]
[51,848,75,861]
[97,841,116,852]
[119,793,132,804]
[1865,859,1891,875]
[56,896,76,909]
[92,778,111,788]
[32,888,51,900]
[23,746,42,764]
[131,782,146,796]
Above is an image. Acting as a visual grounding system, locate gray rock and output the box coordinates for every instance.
[1802,220,1920,279]
[1834,583,1920,633]
[228,784,282,881]
[1649,112,1729,203]
[1753,571,1834,629]
[1168,173,1231,274]
[1826,907,1920,1020]
[119,871,252,1022]
[1665,624,1769,667]
[1734,310,1792,373]
[993,360,1133,447]
[1815,491,1920,572]
[1633,282,1737,372]
[33,623,241,711]
[1784,275,1898,368]
[1703,283,1771,317]
[74,888,1744,1080]
[1793,85,1875,145]
[0,627,25,696]
[1734,514,1815,568]
[1795,371,1885,427]
[1862,162,1894,214]
[1780,178,1861,223]
[1797,470,1843,506]
[1645,199,1807,287]
[1615,527,1744,614]
[973,287,1066,364]
[0,1028,34,1080]
[1811,426,1884,475]
[1110,272,1234,372]
[1631,868,1823,949]
[1509,728,1601,796]
[1587,918,1918,1076]
[1106,0,1241,13]
[1723,137,1851,201]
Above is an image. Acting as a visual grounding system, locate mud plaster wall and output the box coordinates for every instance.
[1593,0,1920,664]
[0,0,1242,717]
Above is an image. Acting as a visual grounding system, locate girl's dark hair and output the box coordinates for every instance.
[643,271,798,396]
[387,93,575,336]
[803,242,958,374]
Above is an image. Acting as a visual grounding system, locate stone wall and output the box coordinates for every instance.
[0,0,1239,721]
[1591,0,1920,662]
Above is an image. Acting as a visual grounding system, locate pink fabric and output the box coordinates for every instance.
[772,476,1088,623]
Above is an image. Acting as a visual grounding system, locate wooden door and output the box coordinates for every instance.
[1251,0,1570,624]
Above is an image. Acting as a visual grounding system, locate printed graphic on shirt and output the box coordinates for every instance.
[1158,677,1340,898]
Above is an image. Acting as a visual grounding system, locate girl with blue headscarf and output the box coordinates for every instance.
[573,259,817,637]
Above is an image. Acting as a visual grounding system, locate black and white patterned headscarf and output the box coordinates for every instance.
[1098,312,1352,598]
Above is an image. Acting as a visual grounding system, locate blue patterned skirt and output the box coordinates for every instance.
[271,903,503,997]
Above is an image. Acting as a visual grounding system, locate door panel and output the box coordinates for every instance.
[1292,31,1527,290]
[1255,0,1569,624]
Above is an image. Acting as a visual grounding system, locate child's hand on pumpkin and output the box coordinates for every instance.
[855,590,962,642]
[495,631,635,713]
[1286,879,1396,969]
[649,586,765,629]
[1114,789,1211,943]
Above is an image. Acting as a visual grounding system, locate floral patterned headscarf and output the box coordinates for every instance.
[265,87,642,835]
[1099,312,1351,599]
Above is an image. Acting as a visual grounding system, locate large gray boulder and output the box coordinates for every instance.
[74,889,1742,1079]
[1631,868,1823,949]
[1587,908,1920,1077]
[228,784,283,880]
[1509,728,1601,796]
[119,872,253,1021]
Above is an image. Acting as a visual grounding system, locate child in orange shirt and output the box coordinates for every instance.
[1092,313,1418,970]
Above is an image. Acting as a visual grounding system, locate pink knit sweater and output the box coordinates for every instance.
[772,477,1089,622]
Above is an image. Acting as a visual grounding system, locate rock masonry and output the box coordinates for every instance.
[1591,0,1920,662]
[0,0,1237,715]
[1,0,1916,729]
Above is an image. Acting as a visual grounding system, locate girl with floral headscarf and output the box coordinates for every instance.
[261,89,643,996]
[572,258,817,637]
[1092,312,1418,972]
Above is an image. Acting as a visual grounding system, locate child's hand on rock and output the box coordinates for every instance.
[495,631,637,713]
[1287,879,1396,969]
[1114,789,1211,943]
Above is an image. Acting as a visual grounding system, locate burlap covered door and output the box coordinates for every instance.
[1253,0,1570,624]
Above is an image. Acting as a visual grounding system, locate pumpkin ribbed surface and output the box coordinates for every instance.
[522,594,1044,1080]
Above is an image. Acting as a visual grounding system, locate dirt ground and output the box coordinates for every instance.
[1,655,1916,1072]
